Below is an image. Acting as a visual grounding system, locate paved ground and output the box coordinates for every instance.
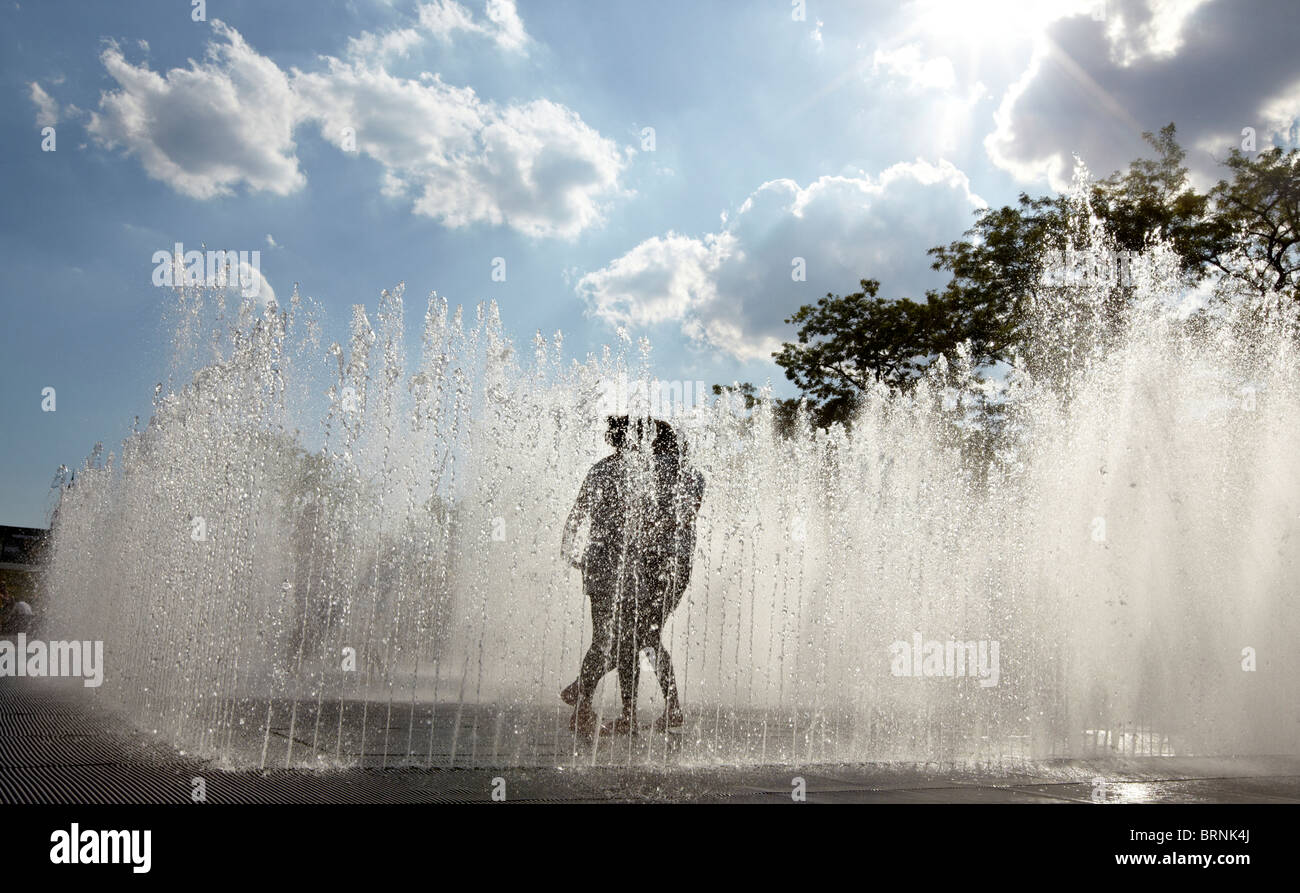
[3,676,1299,804]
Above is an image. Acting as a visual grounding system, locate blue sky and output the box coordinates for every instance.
[3,0,1299,527]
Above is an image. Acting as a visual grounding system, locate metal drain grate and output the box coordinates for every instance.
[0,679,612,803]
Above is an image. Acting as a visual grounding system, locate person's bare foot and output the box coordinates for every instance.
[601,713,638,735]
[569,705,598,736]
[653,703,684,732]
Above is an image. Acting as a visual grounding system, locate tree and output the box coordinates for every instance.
[1205,146,1300,307]
[926,193,1074,376]
[771,280,954,428]
[710,381,801,435]
[1088,123,1228,277]
[771,190,1077,428]
[771,124,1300,428]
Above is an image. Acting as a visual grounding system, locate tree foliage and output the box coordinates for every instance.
[768,124,1300,430]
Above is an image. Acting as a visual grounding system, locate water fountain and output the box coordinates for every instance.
[40,218,1300,771]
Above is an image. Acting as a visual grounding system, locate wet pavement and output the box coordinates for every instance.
[3,676,1299,804]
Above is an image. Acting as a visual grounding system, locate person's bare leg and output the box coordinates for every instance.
[568,648,604,736]
[569,593,617,735]
[604,614,640,734]
[648,638,683,731]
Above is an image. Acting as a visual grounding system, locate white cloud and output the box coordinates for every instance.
[578,160,986,361]
[28,81,58,127]
[87,23,305,200]
[84,19,623,238]
[484,0,528,52]
[872,44,956,91]
[578,231,732,332]
[346,27,424,62]
[417,0,529,54]
[984,0,1300,190]
[858,32,989,158]
[293,59,626,238]
[242,261,277,308]
[345,0,529,62]
[418,0,481,40]
[1101,0,1212,66]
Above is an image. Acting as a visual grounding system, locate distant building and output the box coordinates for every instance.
[0,525,47,607]
[0,525,46,566]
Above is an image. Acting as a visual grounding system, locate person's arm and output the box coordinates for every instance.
[676,468,704,519]
[670,469,704,554]
[561,473,592,569]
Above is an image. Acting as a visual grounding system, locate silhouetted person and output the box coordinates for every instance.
[561,416,704,735]
[0,581,34,636]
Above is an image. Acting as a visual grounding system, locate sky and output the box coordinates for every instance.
[2,0,1299,528]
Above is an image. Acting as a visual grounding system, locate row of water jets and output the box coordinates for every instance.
[41,233,1300,768]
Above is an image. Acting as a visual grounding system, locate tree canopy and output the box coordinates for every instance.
[759,125,1300,430]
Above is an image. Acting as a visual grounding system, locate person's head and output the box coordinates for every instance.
[606,415,687,461]
[605,414,648,451]
[652,419,681,458]
[604,415,628,450]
